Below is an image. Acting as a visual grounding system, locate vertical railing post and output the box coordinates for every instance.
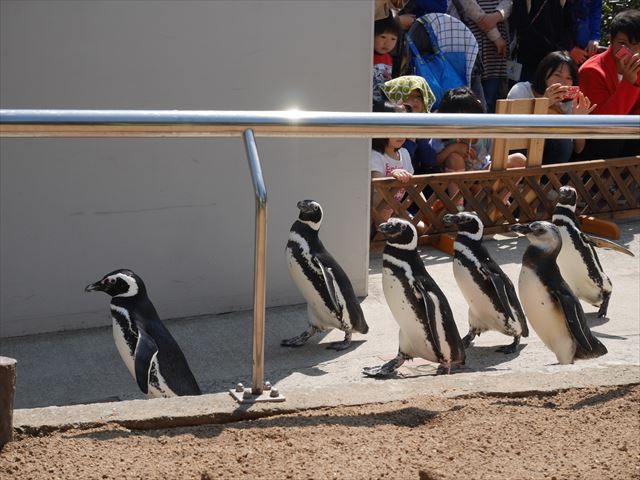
[242,128,267,395]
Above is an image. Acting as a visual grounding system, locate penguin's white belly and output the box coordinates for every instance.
[286,248,341,330]
[383,268,438,362]
[519,266,575,364]
[557,229,610,305]
[453,260,513,334]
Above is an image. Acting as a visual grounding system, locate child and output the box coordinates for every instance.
[373,16,400,108]
[432,87,526,208]
[371,136,414,204]
[371,133,429,235]
[370,101,414,223]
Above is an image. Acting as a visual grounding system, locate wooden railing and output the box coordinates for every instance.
[371,156,640,245]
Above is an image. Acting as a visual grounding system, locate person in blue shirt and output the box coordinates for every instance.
[570,0,603,65]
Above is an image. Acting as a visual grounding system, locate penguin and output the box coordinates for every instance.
[85,269,201,397]
[282,200,369,350]
[552,186,633,318]
[511,222,607,364]
[443,212,528,354]
[363,218,465,377]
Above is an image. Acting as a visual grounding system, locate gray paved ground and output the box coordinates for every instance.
[3,220,639,430]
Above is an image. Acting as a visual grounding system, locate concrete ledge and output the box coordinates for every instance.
[14,364,640,435]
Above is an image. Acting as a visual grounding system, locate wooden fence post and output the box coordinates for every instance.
[0,356,17,449]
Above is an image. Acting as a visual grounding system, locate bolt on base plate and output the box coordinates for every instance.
[229,381,286,404]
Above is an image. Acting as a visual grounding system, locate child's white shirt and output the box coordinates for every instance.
[371,148,414,176]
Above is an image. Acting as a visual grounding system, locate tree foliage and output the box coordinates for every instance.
[601,0,640,44]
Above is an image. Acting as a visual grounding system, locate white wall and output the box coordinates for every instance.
[0,0,373,337]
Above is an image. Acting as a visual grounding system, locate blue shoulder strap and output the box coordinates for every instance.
[417,16,441,55]
[405,34,426,67]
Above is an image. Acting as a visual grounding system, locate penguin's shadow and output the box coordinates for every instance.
[268,340,369,379]
[462,344,525,372]
[582,314,627,340]
[67,404,456,441]
[269,336,368,365]
[199,340,367,395]
[585,312,610,328]
[487,384,635,411]
[591,331,627,340]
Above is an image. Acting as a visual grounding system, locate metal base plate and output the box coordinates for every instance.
[229,389,286,404]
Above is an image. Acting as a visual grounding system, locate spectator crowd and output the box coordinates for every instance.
[371,1,639,202]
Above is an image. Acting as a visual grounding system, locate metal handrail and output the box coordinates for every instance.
[1,109,638,402]
[1,109,638,139]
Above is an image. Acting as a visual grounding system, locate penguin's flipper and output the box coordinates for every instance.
[482,262,529,337]
[554,286,607,359]
[413,277,444,362]
[134,329,159,394]
[481,264,514,318]
[583,233,635,257]
[313,258,341,312]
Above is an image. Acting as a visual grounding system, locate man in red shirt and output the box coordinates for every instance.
[579,9,640,159]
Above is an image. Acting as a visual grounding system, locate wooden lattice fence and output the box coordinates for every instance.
[371,156,640,245]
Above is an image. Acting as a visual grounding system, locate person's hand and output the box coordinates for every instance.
[391,168,413,183]
[570,46,588,65]
[586,40,599,56]
[477,11,502,32]
[544,83,570,104]
[571,92,597,115]
[616,52,640,86]
[396,14,416,31]
[493,37,507,57]
[450,141,477,159]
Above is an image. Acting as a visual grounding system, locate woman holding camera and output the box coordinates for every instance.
[507,50,596,164]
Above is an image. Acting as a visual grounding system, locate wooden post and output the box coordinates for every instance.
[0,357,17,449]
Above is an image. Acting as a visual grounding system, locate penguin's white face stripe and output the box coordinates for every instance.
[298,219,321,230]
[383,253,415,285]
[454,241,486,277]
[386,233,417,251]
[456,230,482,242]
[110,273,139,297]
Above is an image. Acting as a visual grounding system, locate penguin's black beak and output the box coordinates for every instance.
[442,214,459,225]
[510,223,532,235]
[84,281,105,293]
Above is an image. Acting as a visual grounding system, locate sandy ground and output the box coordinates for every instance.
[2,384,639,480]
